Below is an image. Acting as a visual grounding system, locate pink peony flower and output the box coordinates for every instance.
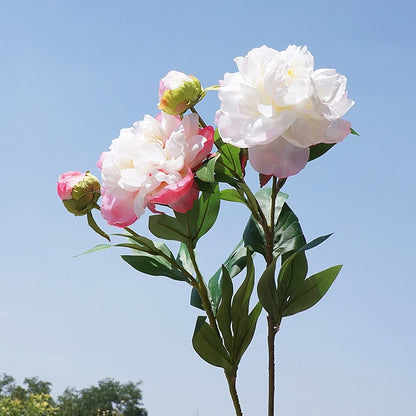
[98,112,214,227]
[216,45,354,178]
[57,171,101,216]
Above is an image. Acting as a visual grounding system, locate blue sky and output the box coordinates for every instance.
[1,1,415,415]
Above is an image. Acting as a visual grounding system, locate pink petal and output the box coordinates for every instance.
[57,171,85,200]
[189,125,214,169]
[149,168,194,206]
[168,181,199,213]
[248,138,310,178]
[100,187,137,227]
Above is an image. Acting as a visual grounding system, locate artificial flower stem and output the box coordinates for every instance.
[265,176,287,416]
[189,106,207,128]
[187,241,244,416]
[225,371,243,416]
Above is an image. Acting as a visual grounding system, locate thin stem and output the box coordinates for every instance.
[187,241,244,416]
[264,176,287,416]
[267,317,280,416]
[225,371,243,416]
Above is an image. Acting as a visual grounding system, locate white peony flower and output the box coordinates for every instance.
[216,45,354,178]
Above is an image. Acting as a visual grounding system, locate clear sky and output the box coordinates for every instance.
[1,0,415,415]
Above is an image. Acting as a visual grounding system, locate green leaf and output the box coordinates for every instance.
[257,257,280,322]
[278,234,332,287]
[208,242,248,311]
[190,288,203,310]
[116,234,174,258]
[148,213,189,244]
[192,316,233,370]
[220,189,246,204]
[243,190,304,259]
[231,255,257,362]
[173,183,220,248]
[195,182,220,241]
[350,127,360,136]
[121,253,187,282]
[308,143,336,161]
[234,302,262,365]
[242,215,265,256]
[214,130,243,181]
[176,243,195,275]
[216,267,233,352]
[282,265,342,316]
[274,203,306,257]
[87,210,110,242]
[196,154,221,183]
[242,190,289,256]
[74,244,113,257]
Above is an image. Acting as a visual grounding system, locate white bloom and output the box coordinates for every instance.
[216,45,354,177]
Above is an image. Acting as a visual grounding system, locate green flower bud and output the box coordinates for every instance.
[158,70,204,115]
[57,171,100,216]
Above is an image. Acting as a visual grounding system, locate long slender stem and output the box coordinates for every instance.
[264,176,286,416]
[187,241,244,416]
[225,371,243,416]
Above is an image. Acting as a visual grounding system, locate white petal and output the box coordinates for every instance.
[248,138,310,178]
[324,119,351,143]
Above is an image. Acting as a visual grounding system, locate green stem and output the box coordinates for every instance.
[264,176,286,416]
[187,241,244,416]
[225,371,243,416]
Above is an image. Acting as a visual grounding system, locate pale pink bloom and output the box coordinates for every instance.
[216,45,354,178]
[98,112,214,227]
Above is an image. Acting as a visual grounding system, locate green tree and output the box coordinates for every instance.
[0,393,58,416]
[56,378,147,416]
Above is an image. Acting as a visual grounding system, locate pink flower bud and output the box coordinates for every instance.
[57,171,100,216]
[158,70,204,115]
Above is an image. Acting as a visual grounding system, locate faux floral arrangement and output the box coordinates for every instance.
[58,45,355,416]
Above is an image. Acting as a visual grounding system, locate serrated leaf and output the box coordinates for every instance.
[121,253,187,281]
[192,316,233,370]
[282,265,342,316]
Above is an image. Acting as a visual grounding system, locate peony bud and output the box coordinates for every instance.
[57,171,100,216]
[158,70,204,115]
